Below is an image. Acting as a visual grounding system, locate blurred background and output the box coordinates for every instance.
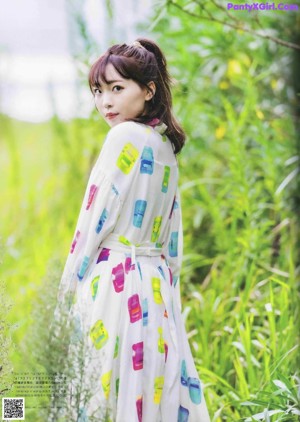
[1,0,299,420]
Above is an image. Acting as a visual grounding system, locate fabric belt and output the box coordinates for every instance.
[100,233,162,267]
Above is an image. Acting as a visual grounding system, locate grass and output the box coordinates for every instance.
[0,97,299,421]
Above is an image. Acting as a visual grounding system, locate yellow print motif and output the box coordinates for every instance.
[117,143,139,174]
[152,277,163,304]
[89,319,109,350]
[153,376,164,404]
[101,370,112,400]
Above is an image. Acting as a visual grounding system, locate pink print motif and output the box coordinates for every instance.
[70,230,80,253]
[146,117,160,127]
[112,263,125,293]
[136,396,143,422]
[125,256,133,273]
[97,248,110,264]
[169,267,173,286]
[169,196,176,219]
[86,184,98,210]
[128,294,142,323]
[164,343,168,362]
[132,342,144,370]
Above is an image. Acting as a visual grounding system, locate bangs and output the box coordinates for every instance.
[89,54,139,92]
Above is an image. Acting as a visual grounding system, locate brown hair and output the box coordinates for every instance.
[88,38,186,154]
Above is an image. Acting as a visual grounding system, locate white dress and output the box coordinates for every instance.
[57,121,210,422]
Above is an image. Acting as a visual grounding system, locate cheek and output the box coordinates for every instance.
[94,98,101,110]
[136,96,146,111]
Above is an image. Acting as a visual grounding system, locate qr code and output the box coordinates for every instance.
[2,398,25,420]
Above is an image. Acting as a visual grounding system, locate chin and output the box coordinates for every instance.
[111,118,126,127]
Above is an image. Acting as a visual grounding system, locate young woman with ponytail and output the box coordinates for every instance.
[57,38,210,421]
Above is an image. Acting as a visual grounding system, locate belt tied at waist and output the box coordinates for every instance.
[101,233,179,356]
[100,233,163,267]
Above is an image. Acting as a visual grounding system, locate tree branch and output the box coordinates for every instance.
[167,0,300,51]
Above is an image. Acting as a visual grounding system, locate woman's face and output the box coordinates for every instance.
[93,63,153,127]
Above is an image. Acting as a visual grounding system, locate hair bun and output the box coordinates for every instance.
[136,38,167,68]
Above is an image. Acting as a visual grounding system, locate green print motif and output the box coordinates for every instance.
[117,142,139,174]
[119,235,132,246]
[114,336,119,358]
[90,275,100,300]
[162,166,170,193]
[151,216,162,242]
[116,378,120,397]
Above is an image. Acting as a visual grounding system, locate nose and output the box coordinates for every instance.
[102,92,113,109]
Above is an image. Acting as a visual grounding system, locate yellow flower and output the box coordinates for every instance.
[227,59,242,77]
[215,125,226,140]
[271,79,277,90]
[256,109,264,120]
[219,81,230,90]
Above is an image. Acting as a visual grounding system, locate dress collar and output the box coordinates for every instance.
[146,118,167,135]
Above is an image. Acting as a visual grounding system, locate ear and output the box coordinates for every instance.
[145,81,156,101]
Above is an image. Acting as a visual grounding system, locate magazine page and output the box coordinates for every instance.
[0,1,299,421]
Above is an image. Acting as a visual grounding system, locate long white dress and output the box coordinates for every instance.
[57,121,210,422]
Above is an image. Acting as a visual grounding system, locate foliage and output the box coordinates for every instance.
[150,1,300,420]
[0,276,13,399]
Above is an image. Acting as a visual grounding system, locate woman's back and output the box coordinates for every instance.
[108,121,178,246]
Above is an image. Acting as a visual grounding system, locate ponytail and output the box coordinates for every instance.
[136,38,186,154]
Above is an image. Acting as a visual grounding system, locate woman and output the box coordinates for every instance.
[56,38,210,422]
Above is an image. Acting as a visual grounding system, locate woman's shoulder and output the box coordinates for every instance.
[100,122,151,163]
[106,121,149,140]
[104,121,175,162]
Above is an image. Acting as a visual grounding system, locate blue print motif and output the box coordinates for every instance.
[78,255,90,280]
[142,298,148,326]
[169,232,178,257]
[140,146,154,174]
[96,208,108,233]
[178,405,189,422]
[133,200,147,228]
[188,377,202,404]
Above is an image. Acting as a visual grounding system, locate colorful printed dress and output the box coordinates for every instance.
[57,121,210,422]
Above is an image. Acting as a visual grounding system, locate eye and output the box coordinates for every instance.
[93,87,101,95]
[112,85,123,92]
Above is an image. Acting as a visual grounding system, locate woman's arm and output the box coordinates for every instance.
[57,122,146,307]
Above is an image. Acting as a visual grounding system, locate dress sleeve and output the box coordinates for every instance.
[162,188,183,311]
[57,122,143,309]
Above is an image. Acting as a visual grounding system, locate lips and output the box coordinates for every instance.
[105,112,119,120]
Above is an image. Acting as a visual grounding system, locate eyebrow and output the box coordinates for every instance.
[96,79,124,87]
[107,79,123,84]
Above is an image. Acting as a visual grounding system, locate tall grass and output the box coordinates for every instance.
[0,112,105,364]
[1,94,298,421]
[175,46,299,422]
